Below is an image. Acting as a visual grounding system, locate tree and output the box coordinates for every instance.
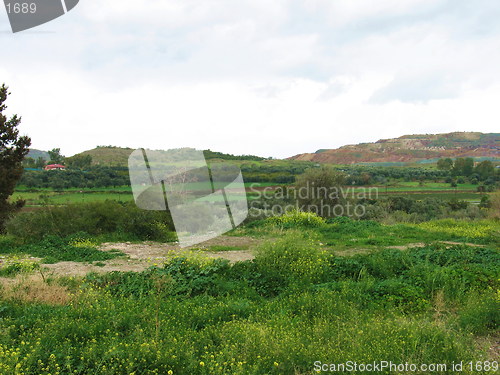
[437,158,453,171]
[22,156,35,168]
[452,157,474,176]
[48,148,64,164]
[65,154,92,169]
[0,84,31,231]
[463,157,474,176]
[474,160,494,180]
[35,156,46,169]
[295,166,346,218]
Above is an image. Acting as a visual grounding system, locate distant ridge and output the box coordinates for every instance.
[27,149,49,160]
[69,146,266,166]
[289,132,500,164]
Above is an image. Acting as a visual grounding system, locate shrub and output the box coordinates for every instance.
[87,256,233,298]
[488,191,500,219]
[266,209,325,229]
[0,235,18,254]
[253,231,330,291]
[369,279,429,312]
[448,199,469,211]
[162,256,232,296]
[294,166,346,217]
[479,195,491,209]
[6,201,176,242]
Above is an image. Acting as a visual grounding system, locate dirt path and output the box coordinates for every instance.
[41,236,259,277]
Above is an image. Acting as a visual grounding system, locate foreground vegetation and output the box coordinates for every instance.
[0,215,498,374]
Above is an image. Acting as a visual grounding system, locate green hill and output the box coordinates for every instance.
[70,146,134,166]
[69,147,267,166]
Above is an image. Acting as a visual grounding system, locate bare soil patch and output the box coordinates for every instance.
[40,236,259,276]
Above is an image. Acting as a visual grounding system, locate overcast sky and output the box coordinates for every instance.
[1,0,500,158]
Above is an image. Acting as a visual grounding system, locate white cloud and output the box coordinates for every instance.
[303,0,445,27]
[1,0,499,158]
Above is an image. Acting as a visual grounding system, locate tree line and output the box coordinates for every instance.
[18,159,499,190]
[19,167,129,190]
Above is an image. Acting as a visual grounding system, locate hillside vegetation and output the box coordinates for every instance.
[290,132,500,164]
[26,149,49,161]
[38,132,500,167]
[71,146,134,166]
[69,147,267,167]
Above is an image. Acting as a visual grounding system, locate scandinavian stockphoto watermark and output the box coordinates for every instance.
[128,148,248,248]
[3,0,79,33]
[248,183,379,218]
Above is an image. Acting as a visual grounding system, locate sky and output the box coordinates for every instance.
[1,0,500,158]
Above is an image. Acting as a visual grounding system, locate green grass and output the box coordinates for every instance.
[388,181,478,190]
[0,234,125,264]
[11,191,134,206]
[237,217,500,250]
[0,256,39,277]
[16,186,133,192]
[378,192,484,202]
[13,189,484,206]
[12,178,489,207]
[12,183,277,206]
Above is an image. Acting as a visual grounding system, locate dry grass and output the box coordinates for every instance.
[0,274,71,305]
[475,334,500,361]
[432,289,446,325]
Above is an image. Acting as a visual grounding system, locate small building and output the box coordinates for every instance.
[44,164,66,171]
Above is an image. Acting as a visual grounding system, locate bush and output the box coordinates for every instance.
[253,231,330,291]
[0,235,18,254]
[266,209,325,229]
[448,199,468,211]
[479,195,491,208]
[369,279,429,312]
[294,166,346,217]
[488,191,500,219]
[6,201,176,242]
[87,256,233,298]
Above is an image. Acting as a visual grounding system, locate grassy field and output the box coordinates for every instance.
[12,180,487,206]
[380,192,483,201]
[337,182,484,203]
[380,182,478,191]
[12,183,279,206]
[12,191,134,205]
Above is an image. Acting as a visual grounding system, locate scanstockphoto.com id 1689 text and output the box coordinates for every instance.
[313,360,499,373]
